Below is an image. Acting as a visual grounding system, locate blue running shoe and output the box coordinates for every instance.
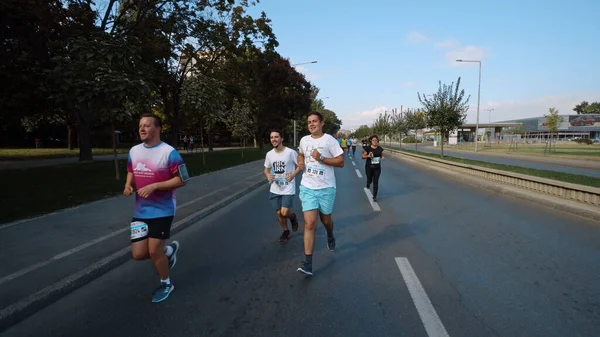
[152,283,174,303]
[168,241,179,270]
[297,261,313,276]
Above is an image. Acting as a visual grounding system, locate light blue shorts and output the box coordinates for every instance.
[299,185,336,214]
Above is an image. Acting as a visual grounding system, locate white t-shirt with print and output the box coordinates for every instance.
[299,133,344,189]
[264,147,298,195]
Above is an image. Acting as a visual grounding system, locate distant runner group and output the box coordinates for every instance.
[123,111,385,302]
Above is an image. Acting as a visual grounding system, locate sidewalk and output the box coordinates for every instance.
[0,160,267,331]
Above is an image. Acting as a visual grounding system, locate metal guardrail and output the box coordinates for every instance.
[386,148,600,207]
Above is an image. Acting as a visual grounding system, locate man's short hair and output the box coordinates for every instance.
[307,111,324,122]
[140,113,162,128]
[270,128,284,138]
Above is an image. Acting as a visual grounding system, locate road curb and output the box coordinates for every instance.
[0,178,267,333]
[395,154,600,223]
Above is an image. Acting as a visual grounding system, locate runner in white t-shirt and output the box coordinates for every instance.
[263,129,301,243]
[296,111,344,276]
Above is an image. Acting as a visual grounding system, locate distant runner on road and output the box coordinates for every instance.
[263,129,302,243]
[123,113,188,303]
[296,111,344,276]
[362,135,385,202]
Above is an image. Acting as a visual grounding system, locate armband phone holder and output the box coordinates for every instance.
[178,164,190,182]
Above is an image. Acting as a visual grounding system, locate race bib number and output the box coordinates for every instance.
[274,173,289,186]
[130,221,149,240]
[306,165,326,178]
[371,157,381,165]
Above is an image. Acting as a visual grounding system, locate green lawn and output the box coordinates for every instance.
[390,147,600,188]
[1,148,267,224]
[453,142,600,159]
[0,148,130,161]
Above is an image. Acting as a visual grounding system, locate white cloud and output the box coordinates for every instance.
[447,45,486,66]
[464,92,600,124]
[402,81,419,88]
[406,31,429,43]
[340,106,389,129]
[294,65,320,81]
[435,39,460,49]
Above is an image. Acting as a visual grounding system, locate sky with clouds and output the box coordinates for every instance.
[249,0,600,130]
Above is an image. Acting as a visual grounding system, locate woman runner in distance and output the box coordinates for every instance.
[361,135,385,202]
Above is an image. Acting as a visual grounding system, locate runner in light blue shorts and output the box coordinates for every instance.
[295,111,345,276]
[299,185,336,215]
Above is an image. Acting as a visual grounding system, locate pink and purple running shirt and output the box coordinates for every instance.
[127,142,185,219]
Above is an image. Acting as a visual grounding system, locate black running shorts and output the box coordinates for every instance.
[130,216,174,242]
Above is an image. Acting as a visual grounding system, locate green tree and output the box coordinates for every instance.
[405,109,427,151]
[544,107,564,154]
[573,101,589,114]
[50,33,149,161]
[319,109,343,136]
[584,102,600,114]
[354,125,372,139]
[180,74,227,162]
[224,98,255,157]
[372,112,392,146]
[418,77,470,157]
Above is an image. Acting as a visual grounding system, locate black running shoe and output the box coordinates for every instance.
[372,196,377,202]
[279,230,290,243]
[327,234,336,251]
[297,261,313,276]
[290,214,299,232]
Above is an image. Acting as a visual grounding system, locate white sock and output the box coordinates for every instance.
[161,277,170,285]
[165,245,173,257]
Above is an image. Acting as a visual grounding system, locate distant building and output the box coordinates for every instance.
[498,114,599,139]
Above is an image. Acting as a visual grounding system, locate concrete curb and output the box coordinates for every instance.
[0,178,267,333]
[395,154,600,223]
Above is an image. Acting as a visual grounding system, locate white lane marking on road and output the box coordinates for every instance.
[363,188,381,211]
[0,172,266,286]
[352,160,356,166]
[355,169,363,178]
[0,228,128,286]
[395,257,450,337]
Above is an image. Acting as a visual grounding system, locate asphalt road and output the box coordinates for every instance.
[3,154,600,337]
[398,144,600,178]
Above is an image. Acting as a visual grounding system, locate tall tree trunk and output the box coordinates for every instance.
[76,109,93,161]
[67,124,74,150]
[112,122,120,180]
[200,124,206,165]
[208,124,213,151]
[440,129,445,157]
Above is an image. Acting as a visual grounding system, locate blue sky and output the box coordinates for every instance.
[249,0,600,129]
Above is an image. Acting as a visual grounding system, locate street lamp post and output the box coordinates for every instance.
[291,60,318,148]
[456,59,482,151]
[292,60,317,67]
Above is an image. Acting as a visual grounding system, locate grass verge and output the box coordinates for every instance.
[389,147,600,188]
[0,148,130,161]
[452,143,600,159]
[0,148,267,224]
